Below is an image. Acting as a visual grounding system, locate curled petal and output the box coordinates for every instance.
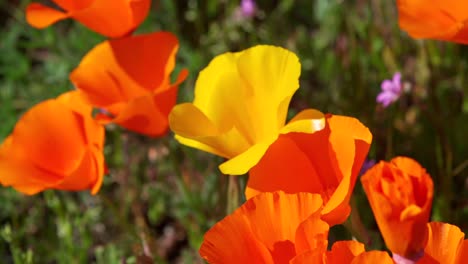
[26,0,151,38]
[25,3,69,29]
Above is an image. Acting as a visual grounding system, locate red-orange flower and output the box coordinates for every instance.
[246,114,372,225]
[70,32,188,137]
[0,91,106,195]
[361,157,434,259]
[418,222,468,264]
[26,0,151,38]
[397,0,468,44]
[199,191,328,263]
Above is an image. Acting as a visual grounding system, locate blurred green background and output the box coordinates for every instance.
[0,0,467,263]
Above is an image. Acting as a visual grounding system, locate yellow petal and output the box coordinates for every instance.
[169,103,220,138]
[237,45,301,140]
[219,142,271,175]
[281,109,325,134]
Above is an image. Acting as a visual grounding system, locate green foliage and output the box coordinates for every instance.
[0,0,467,262]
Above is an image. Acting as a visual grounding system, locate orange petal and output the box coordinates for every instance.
[247,134,323,196]
[0,93,105,195]
[326,241,366,264]
[56,91,105,148]
[53,0,94,11]
[0,134,60,194]
[294,211,329,255]
[199,214,274,264]
[25,3,69,29]
[247,114,371,225]
[55,149,96,192]
[71,32,179,106]
[243,192,323,251]
[71,45,145,107]
[455,239,468,264]
[154,69,189,116]
[323,115,372,223]
[10,99,87,176]
[111,94,167,137]
[129,0,151,27]
[423,222,465,264]
[70,0,151,38]
[390,156,427,179]
[290,249,325,264]
[396,0,468,44]
[0,153,59,195]
[71,33,182,137]
[199,192,323,263]
[351,251,394,264]
[106,31,179,91]
[89,146,105,194]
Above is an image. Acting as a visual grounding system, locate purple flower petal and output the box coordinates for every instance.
[377,91,398,107]
[391,72,402,93]
[377,72,403,107]
[381,80,395,92]
[241,0,256,17]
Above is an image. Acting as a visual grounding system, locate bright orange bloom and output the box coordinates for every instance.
[246,114,372,225]
[291,241,394,264]
[397,0,468,44]
[418,222,468,264]
[0,91,106,195]
[70,32,188,137]
[361,157,434,259]
[200,191,393,264]
[26,0,151,38]
[199,191,328,263]
[200,191,395,264]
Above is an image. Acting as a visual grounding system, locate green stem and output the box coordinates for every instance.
[226,176,240,215]
[344,196,372,246]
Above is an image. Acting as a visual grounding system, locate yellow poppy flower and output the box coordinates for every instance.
[169,45,325,175]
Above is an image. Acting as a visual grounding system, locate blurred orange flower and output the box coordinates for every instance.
[397,0,468,44]
[199,191,327,263]
[361,157,433,259]
[418,222,468,264]
[70,32,188,137]
[26,0,151,38]
[0,91,106,195]
[247,114,372,225]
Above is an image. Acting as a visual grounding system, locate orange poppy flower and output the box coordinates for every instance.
[0,91,106,195]
[361,157,434,259]
[246,114,372,225]
[70,32,188,137]
[200,191,395,263]
[418,222,468,264]
[26,0,151,38]
[291,240,394,264]
[199,191,328,263]
[397,0,468,44]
